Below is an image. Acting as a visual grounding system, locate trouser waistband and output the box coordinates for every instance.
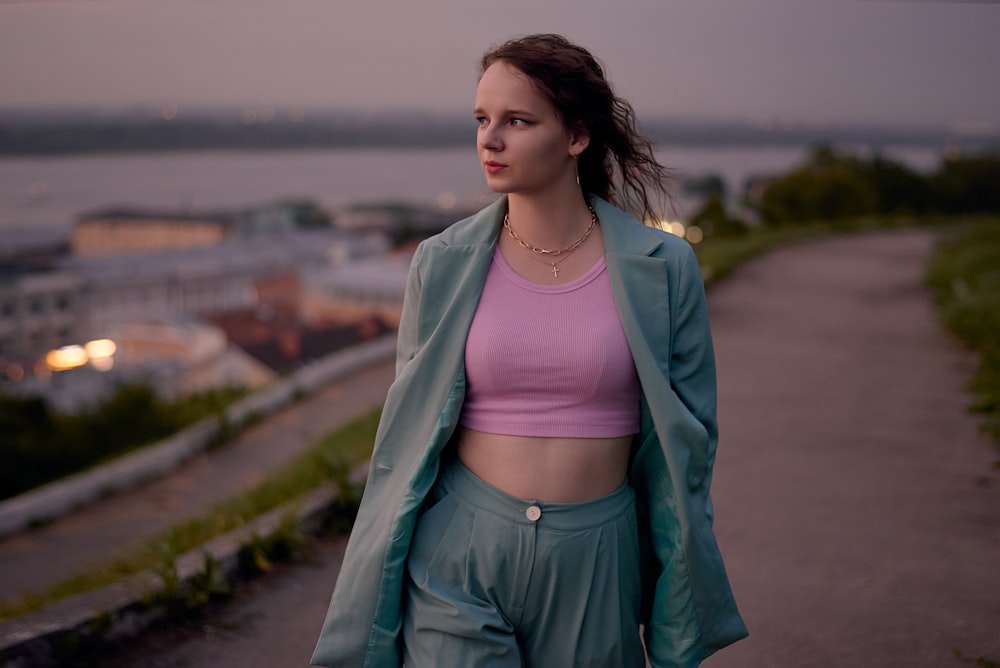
[438,458,634,531]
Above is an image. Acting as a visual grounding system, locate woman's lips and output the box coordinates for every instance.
[484,161,507,175]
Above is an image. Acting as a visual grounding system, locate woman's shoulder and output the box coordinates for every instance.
[421,197,505,250]
[592,196,696,262]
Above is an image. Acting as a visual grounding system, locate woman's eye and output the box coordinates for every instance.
[475,117,488,127]
[510,118,526,126]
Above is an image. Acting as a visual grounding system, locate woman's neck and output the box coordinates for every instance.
[505,190,594,249]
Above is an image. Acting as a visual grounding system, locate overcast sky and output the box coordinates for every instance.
[1,0,998,128]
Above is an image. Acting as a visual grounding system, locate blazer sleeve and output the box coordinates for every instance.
[670,242,719,500]
[643,243,733,668]
[395,241,426,376]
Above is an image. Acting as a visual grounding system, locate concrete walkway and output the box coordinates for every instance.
[21,230,1000,667]
[0,360,396,600]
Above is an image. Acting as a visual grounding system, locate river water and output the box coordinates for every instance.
[0,144,944,237]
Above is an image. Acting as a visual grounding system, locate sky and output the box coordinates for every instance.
[1,0,999,129]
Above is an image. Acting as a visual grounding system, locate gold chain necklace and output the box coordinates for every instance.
[503,206,597,278]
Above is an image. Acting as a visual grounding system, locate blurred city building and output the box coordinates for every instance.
[6,317,276,412]
[61,230,385,341]
[71,202,305,258]
[108,318,276,400]
[0,270,83,360]
[204,309,393,376]
[0,227,70,272]
[0,228,78,360]
[300,252,412,328]
[1,216,398,404]
[72,208,236,257]
[334,202,468,239]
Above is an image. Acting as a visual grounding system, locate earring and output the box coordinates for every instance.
[574,155,580,185]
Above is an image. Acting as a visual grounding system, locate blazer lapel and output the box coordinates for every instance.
[596,198,674,377]
[415,197,504,350]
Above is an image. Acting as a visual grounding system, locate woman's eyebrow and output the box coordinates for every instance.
[472,107,539,118]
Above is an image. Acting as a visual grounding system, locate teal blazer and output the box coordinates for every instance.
[311,196,747,668]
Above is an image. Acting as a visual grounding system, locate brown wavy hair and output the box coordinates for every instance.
[481,33,674,223]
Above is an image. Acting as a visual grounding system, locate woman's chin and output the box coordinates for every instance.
[483,178,513,195]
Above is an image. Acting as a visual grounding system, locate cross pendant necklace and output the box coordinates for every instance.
[535,250,573,278]
[502,206,598,281]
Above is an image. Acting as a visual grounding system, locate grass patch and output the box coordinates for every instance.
[954,649,1000,667]
[694,224,819,284]
[926,218,1000,452]
[0,408,380,623]
[692,216,919,285]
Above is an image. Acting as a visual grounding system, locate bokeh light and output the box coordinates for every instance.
[46,345,88,371]
[438,191,457,209]
[5,362,25,382]
[84,339,117,358]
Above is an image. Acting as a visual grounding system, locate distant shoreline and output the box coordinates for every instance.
[1,114,995,157]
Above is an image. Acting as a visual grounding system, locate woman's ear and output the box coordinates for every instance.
[568,125,590,157]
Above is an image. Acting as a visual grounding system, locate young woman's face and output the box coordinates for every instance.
[474,61,587,196]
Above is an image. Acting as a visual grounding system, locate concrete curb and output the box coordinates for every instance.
[0,336,395,540]
[0,462,369,668]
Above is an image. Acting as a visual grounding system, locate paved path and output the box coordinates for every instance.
[0,360,396,600]
[702,230,1000,667]
[29,230,1000,666]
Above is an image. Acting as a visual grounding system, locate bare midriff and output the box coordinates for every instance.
[456,427,635,503]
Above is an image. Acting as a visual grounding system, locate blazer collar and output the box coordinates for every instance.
[437,196,506,248]
[590,196,666,258]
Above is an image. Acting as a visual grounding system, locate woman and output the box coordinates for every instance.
[312,34,746,667]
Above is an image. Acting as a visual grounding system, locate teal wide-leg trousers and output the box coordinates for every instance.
[402,458,645,668]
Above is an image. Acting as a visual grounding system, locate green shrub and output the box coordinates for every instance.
[0,384,247,500]
[757,146,1000,226]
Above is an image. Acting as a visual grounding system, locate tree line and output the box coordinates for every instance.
[690,147,1000,234]
[760,146,1000,224]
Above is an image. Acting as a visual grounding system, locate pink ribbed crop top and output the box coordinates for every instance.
[460,249,641,438]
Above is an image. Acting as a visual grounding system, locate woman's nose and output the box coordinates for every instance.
[479,125,502,152]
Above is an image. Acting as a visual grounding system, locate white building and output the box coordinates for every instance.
[108,318,276,399]
[0,270,84,360]
[61,230,388,343]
